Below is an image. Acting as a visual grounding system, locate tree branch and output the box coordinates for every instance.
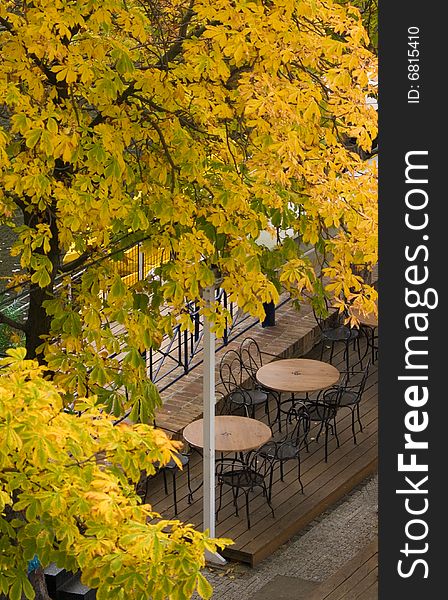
[155,24,207,69]
[147,117,178,192]
[0,310,28,333]
[89,83,136,129]
[59,250,92,273]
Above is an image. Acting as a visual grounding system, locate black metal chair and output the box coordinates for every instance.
[148,450,193,516]
[322,360,371,444]
[313,299,361,373]
[216,454,275,529]
[302,396,340,462]
[257,404,310,495]
[239,337,281,427]
[360,323,378,365]
[219,349,269,419]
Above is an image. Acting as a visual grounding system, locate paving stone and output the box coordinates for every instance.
[248,575,319,600]
[199,475,378,600]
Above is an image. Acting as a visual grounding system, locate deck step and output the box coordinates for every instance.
[43,565,96,600]
[43,564,74,598]
[55,573,96,600]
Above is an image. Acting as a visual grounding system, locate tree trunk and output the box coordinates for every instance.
[26,283,53,360]
[28,568,52,600]
[24,206,60,361]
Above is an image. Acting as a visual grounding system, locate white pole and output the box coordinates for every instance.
[202,284,226,566]
[202,285,216,537]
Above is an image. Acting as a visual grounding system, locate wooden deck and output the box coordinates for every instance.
[147,339,378,567]
[309,539,378,599]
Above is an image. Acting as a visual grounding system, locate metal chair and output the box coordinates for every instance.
[313,298,361,373]
[239,337,281,427]
[219,349,269,419]
[148,450,193,516]
[302,396,340,462]
[322,360,371,444]
[216,454,275,529]
[257,404,310,495]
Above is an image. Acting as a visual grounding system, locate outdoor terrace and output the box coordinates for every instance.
[145,333,378,567]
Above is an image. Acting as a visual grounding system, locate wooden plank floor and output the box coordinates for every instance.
[146,338,378,566]
[309,539,378,599]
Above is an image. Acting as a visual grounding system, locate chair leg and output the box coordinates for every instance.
[351,410,357,444]
[297,457,304,493]
[279,461,285,481]
[233,487,240,517]
[268,465,274,503]
[356,403,363,432]
[333,419,340,448]
[172,470,178,515]
[345,341,350,374]
[162,469,168,495]
[265,399,271,426]
[216,482,223,520]
[356,337,363,370]
[324,427,329,462]
[315,420,325,442]
[320,339,325,360]
[187,461,193,504]
[265,484,275,519]
[245,492,251,530]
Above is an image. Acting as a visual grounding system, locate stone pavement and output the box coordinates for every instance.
[201,474,378,600]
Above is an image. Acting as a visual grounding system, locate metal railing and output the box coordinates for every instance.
[146,291,290,392]
[1,239,289,393]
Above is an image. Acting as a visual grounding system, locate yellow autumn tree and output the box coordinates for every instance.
[0,0,377,414]
[0,348,228,600]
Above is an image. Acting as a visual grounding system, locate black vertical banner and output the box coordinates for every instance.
[379,2,446,597]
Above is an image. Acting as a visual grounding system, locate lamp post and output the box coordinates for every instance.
[202,284,226,565]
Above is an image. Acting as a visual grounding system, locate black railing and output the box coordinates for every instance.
[147,290,290,392]
[0,238,289,393]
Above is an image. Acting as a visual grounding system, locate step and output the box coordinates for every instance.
[44,564,73,598]
[56,573,96,600]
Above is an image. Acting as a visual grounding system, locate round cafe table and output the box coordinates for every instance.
[256,358,340,394]
[256,358,340,422]
[182,416,272,501]
[183,415,272,453]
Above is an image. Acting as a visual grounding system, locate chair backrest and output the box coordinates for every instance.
[312,296,346,331]
[219,349,243,393]
[240,337,263,383]
[309,399,339,421]
[357,359,371,397]
[284,404,310,449]
[248,451,274,480]
[216,455,272,484]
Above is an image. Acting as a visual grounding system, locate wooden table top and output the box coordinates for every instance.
[183,416,272,453]
[350,307,378,328]
[256,358,340,393]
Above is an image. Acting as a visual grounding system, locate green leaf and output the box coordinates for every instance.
[22,577,35,600]
[30,267,51,288]
[196,572,213,600]
[129,401,140,423]
[10,579,22,600]
[110,276,126,298]
[25,129,41,149]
